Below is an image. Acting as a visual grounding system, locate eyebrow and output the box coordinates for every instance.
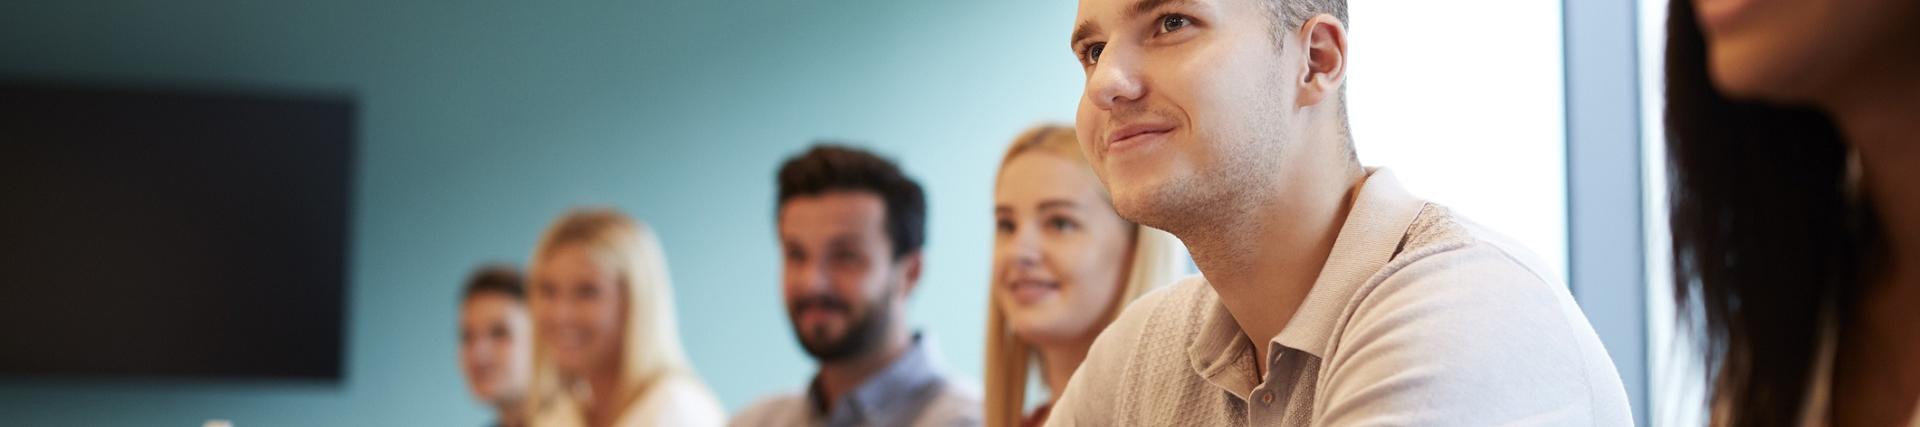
[1039,199,1081,211]
[828,234,865,250]
[1070,21,1101,50]
[1070,0,1194,49]
[1130,0,1188,16]
[993,200,1081,217]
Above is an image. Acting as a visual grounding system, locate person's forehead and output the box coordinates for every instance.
[997,154,1099,205]
[462,298,513,326]
[1076,0,1211,26]
[464,293,525,313]
[541,246,610,277]
[780,192,888,238]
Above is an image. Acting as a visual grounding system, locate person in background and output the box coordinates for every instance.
[461,264,535,427]
[525,208,724,427]
[730,144,981,427]
[983,124,1183,427]
[1663,0,1920,424]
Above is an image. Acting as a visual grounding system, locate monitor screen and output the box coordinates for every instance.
[0,82,353,380]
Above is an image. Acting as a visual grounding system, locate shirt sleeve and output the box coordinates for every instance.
[1315,244,1632,426]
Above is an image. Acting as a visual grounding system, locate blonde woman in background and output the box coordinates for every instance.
[525,208,724,427]
[984,125,1184,427]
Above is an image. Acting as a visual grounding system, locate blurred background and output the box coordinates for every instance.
[0,0,1682,425]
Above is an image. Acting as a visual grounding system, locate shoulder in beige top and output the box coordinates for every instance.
[1046,168,1633,426]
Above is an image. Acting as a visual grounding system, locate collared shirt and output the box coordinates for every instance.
[1046,168,1634,426]
[730,334,982,427]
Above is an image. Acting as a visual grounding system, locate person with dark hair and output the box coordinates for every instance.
[458,264,534,427]
[1663,0,1920,424]
[730,144,981,427]
[1044,0,1631,424]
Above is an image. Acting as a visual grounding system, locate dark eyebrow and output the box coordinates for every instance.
[828,234,868,252]
[1071,0,1194,49]
[1070,21,1101,50]
[1130,0,1187,16]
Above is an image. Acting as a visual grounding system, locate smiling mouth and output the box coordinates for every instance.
[1006,280,1060,304]
[1105,124,1175,152]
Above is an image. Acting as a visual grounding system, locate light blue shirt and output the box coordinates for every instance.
[730,334,981,427]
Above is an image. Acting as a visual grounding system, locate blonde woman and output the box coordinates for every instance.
[984,125,1184,427]
[525,208,723,427]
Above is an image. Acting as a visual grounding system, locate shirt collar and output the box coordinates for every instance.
[1275,167,1426,359]
[1189,292,1259,400]
[809,333,945,421]
[1186,167,1426,393]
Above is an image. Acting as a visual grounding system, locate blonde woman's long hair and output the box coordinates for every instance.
[983,124,1184,427]
[525,208,695,424]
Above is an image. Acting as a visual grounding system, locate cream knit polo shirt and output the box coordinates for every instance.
[1046,168,1632,426]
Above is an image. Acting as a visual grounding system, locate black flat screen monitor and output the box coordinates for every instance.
[0,82,353,381]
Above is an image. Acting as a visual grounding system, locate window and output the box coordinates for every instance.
[1350,1,1569,280]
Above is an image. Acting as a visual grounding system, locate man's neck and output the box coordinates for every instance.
[815,331,912,413]
[1180,149,1366,378]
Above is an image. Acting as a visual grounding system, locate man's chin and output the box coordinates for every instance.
[799,330,845,352]
[1112,183,1195,232]
[1109,184,1165,223]
[800,339,851,361]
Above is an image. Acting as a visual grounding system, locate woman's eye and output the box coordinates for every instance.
[1158,14,1191,34]
[1083,42,1106,65]
[996,219,1016,234]
[1049,217,1078,231]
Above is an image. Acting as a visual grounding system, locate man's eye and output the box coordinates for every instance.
[1158,14,1192,34]
[1082,43,1106,65]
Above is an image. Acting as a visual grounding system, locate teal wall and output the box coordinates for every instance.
[0,1,1082,425]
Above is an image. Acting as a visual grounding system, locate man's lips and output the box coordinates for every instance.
[1106,123,1175,148]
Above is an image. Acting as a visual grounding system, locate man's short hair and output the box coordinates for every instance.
[1266,0,1346,32]
[776,144,927,260]
[461,264,525,302]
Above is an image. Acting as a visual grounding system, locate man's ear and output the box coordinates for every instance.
[1294,14,1349,109]
[896,251,923,297]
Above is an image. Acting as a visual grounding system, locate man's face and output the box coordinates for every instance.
[1071,0,1303,228]
[778,191,913,362]
[459,293,532,408]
